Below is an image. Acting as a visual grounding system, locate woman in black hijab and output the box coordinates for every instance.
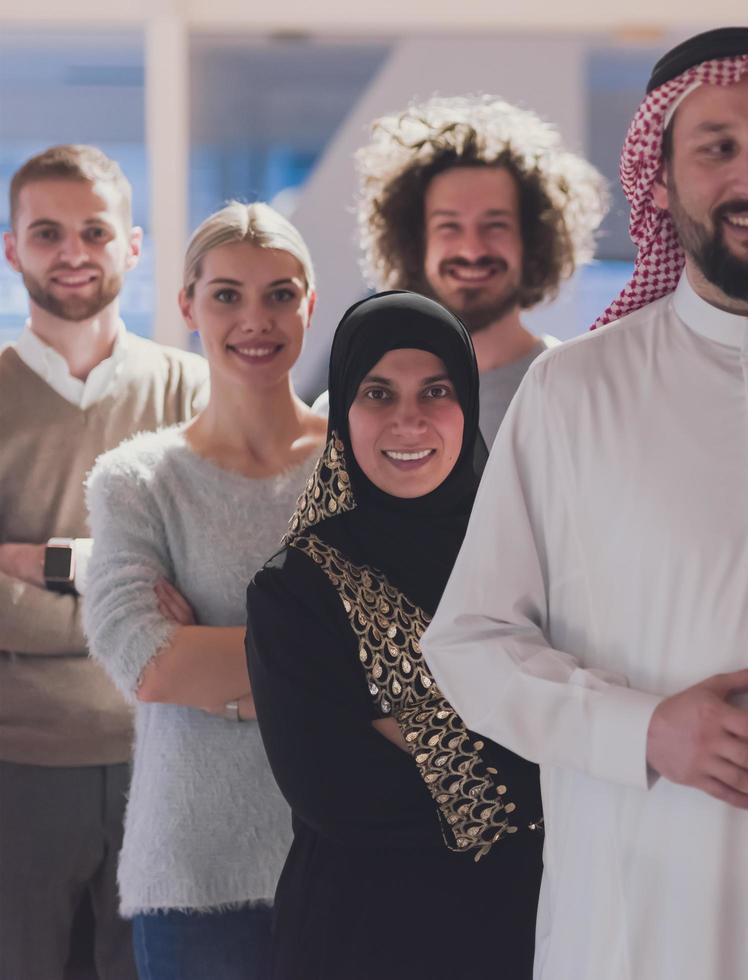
[245,292,542,980]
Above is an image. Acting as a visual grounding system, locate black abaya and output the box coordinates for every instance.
[246,292,543,980]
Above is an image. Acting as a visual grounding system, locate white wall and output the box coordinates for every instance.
[2,0,743,30]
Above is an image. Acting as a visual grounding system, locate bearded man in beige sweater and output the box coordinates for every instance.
[0,145,208,980]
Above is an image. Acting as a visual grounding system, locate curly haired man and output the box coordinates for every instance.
[353,95,608,443]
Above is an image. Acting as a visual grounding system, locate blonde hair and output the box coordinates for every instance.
[10,144,132,227]
[357,95,608,308]
[183,201,315,298]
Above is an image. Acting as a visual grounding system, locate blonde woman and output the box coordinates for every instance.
[84,202,326,980]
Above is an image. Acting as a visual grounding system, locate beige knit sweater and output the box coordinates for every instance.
[0,337,208,766]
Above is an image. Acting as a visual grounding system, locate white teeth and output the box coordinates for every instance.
[450,269,493,281]
[725,214,748,228]
[384,449,433,461]
[234,346,275,356]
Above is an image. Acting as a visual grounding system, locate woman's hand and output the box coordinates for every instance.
[155,578,197,626]
[372,717,409,751]
[237,693,256,721]
[201,693,256,721]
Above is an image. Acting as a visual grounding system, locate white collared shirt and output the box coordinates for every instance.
[14,320,129,410]
[13,320,131,592]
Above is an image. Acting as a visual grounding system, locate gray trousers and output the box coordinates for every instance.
[0,760,136,980]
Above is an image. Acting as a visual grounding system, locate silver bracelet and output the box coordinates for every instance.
[223,700,240,722]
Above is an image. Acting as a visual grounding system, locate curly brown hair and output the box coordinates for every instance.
[357,96,608,309]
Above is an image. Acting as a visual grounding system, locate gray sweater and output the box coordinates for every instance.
[478,340,548,447]
[84,426,318,916]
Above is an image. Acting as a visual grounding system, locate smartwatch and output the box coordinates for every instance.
[44,537,77,594]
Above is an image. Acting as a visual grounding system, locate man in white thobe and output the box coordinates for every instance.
[422,27,748,980]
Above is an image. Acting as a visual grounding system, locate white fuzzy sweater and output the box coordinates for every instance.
[84,426,317,916]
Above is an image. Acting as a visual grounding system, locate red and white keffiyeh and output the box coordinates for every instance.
[592,54,748,330]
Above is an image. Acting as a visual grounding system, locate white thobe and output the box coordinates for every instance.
[422,271,748,980]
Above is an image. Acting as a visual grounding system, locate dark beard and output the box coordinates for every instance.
[447,285,522,334]
[21,268,122,322]
[669,183,748,302]
[420,267,521,334]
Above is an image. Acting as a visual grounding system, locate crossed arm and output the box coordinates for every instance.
[137,579,255,718]
[83,459,256,719]
[0,539,253,717]
[0,544,85,655]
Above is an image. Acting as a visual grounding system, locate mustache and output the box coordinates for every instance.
[439,256,508,274]
[48,264,102,275]
[714,199,748,221]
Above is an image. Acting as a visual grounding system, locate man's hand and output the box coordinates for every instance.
[0,543,45,588]
[647,669,748,808]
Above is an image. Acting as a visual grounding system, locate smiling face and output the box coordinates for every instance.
[654,75,748,304]
[347,347,465,499]
[3,178,140,322]
[180,241,313,389]
[422,166,523,333]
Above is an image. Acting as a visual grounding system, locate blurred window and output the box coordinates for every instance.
[0,31,669,349]
[188,35,390,226]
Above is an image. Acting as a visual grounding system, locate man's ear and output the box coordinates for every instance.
[126,226,143,272]
[3,231,21,273]
[652,165,670,212]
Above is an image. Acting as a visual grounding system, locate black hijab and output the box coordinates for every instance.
[277,291,541,860]
[314,290,486,615]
